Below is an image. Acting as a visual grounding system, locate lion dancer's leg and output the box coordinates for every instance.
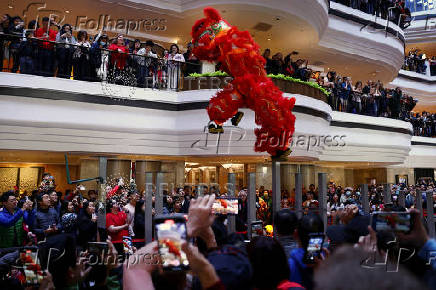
[252,79,296,158]
[207,83,244,134]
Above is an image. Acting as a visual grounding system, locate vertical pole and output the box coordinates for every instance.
[361,184,370,214]
[272,160,281,237]
[398,190,406,208]
[145,173,153,244]
[416,190,424,220]
[295,173,303,219]
[247,173,256,239]
[426,190,435,239]
[318,173,327,233]
[227,173,236,234]
[155,172,164,215]
[384,183,392,205]
[97,157,107,230]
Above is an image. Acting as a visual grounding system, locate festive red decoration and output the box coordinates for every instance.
[191,7,296,156]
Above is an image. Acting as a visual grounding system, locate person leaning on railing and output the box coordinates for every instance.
[18,30,37,75]
[108,34,129,75]
[90,30,109,81]
[166,43,185,90]
[73,31,91,81]
[34,17,58,77]
[55,24,77,79]
[8,16,24,73]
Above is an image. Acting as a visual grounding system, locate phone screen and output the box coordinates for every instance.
[155,218,189,271]
[251,221,264,239]
[88,242,109,259]
[304,235,324,264]
[212,198,239,215]
[20,249,43,286]
[372,212,411,233]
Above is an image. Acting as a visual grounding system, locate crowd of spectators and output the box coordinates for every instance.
[0,14,200,90]
[0,172,435,290]
[405,111,436,137]
[332,0,412,28]
[402,49,436,76]
[262,47,436,137]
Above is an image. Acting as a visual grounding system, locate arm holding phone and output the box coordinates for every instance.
[397,209,435,270]
[186,194,217,249]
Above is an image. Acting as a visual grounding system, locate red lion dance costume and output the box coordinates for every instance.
[192,7,296,158]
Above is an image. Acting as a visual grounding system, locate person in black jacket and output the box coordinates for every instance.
[133,199,145,247]
[77,201,98,249]
[19,31,36,74]
[9,16,24,73]
[33,192,61,242]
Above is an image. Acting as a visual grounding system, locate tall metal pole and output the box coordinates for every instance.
[272,160,281,237]
[426,190,435,238]
[318,173,327,233]
[383,183,392,204]
[247,173,256,239]
[295,173,303,219]
[97,157,107,231]
[361,184,369,215]
[145,173,153,244]
[227,173,236,234]
[416,190,424,221]
[155,172,164,215]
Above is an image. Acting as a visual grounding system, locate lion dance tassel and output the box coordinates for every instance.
[191,7,296,158]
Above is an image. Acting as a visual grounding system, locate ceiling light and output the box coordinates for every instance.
[267,38,271,41]
[65,10,70,13]
[8,5,13,8]
[185,162,199,166]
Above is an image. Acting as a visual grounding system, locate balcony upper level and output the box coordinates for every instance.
[0,70,417,166]
[5,0,407,82]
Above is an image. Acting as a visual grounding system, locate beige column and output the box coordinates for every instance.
[301,164,315,189]
[175,161,185,187]
[281,164,299,193]
[79,159,99,191]
[135,161,161,192]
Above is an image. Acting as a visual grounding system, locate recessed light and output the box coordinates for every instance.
[65,10,70,13]
[8,5,13,9]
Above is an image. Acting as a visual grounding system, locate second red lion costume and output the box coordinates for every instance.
[191,7,296,158]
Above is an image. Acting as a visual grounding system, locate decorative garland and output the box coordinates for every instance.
[188,71,330,96]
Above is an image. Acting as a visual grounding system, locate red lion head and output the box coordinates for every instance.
[191,7,231,61]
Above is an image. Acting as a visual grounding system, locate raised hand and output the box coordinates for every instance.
[186,194,215,237]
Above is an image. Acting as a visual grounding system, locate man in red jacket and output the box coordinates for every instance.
[34,17,57,76]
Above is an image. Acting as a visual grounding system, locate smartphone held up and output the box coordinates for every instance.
[154,214,189,271]
[371,211,412,233]
[212,197,239,215]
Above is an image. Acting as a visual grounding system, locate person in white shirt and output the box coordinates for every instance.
[166,43,185,90]
[124,191,139,237]
[135,40,157,87]
[56,24,77,78]
[73,30,91,81]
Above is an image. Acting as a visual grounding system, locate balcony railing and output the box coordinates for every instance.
[0,34,201,91]
[330,0,412,30]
